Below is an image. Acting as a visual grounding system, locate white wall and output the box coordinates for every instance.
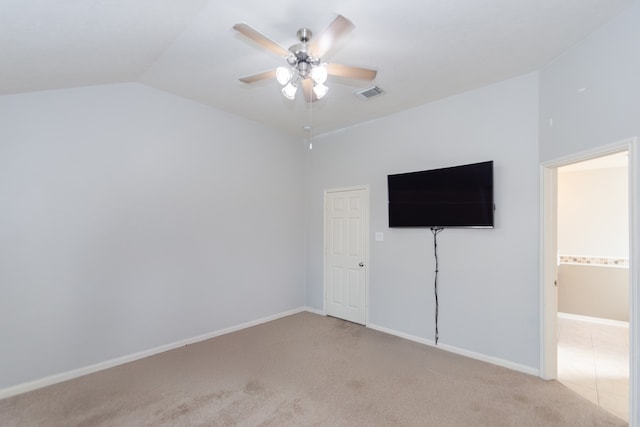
[557,165,629,322]
[558,264,629,321]
[539,2,639,423]
[305,73,540,369]
[558,166,628,258]
[539,2,640,162]
[0,83,305,389]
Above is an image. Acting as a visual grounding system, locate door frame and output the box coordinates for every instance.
[539,137,638,425]
[323,185,370,325]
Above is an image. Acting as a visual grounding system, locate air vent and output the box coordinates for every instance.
[354,86,385,100]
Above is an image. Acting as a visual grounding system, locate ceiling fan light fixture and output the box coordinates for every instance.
[234,16,376,103]
[313,82,328,99]
[276,66,292,85]
[310,63,328,84]
[282,81,298,100]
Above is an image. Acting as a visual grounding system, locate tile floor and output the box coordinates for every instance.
[557,313,629,422]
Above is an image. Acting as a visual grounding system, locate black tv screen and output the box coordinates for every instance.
[388,161,494,228]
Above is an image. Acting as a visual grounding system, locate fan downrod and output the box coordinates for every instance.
[296,28,312,43]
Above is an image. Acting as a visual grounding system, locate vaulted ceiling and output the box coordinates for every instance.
[1,0,635,137]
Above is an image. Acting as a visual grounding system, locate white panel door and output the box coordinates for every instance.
[324,187,368,325]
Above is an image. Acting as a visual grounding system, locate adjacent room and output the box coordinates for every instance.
[556,152,630,421]
[1,1,639,425]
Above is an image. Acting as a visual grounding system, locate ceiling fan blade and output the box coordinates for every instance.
[239,69,276,84]
[310,15,355,58]
[327,63,377,81]
[301,79,318,103]
[233,23,289,57]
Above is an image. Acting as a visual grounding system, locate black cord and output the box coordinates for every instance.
[431,227,444,345]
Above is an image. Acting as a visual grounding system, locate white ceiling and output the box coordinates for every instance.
[1,0,635,137]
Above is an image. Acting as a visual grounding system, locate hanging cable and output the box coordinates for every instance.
[308,83,313,150]
[431,227,444,345]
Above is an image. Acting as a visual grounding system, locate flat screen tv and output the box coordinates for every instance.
[388,161,494,228]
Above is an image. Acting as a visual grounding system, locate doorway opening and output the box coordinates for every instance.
[556,152,629,421]
[540,137,638,425]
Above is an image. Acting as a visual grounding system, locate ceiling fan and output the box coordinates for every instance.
[233,15,377,102]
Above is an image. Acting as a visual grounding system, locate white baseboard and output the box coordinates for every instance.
[0,307,309,400]
[558,312,629,328]
[367,323,539,377]
[1,308,538,400]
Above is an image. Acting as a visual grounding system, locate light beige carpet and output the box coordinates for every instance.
[0,312,627,426]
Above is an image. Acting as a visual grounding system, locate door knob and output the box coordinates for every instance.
[359,262,364,267]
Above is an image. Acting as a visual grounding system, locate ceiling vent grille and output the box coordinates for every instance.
[354,86,385,100]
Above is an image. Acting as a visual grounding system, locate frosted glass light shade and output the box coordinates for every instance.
[276,67,292,85]
[313,83,328,99]
[282,82,297,100]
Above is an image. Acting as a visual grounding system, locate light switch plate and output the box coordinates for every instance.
[375,232,384,241]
